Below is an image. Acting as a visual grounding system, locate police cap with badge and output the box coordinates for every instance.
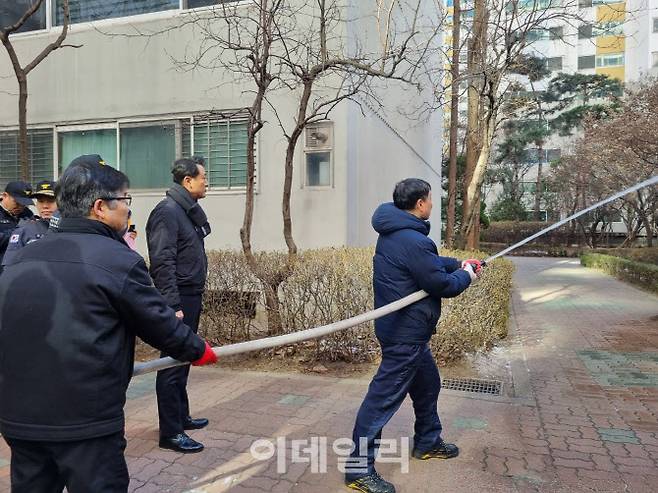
[4,181,34,206]
[31,180,56,199]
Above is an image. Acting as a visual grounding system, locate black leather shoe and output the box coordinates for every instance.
[183,417,209,430]
[345,472,396,493]
[412,438,459,460]
[159,433,204,453]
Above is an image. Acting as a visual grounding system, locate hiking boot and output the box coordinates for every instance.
[412,439,459,460]
[345,471,396,493]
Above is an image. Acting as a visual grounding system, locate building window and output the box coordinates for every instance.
[0,129,54,189]
[546,56,563,71]
[525,148,561,164]
[593,21,623,37]
[520,0,556,9]
[652,52,658,68]
[187,0,229,7]
[526,210,548,221]
[595,53,624,67]
[549,26,563,40]
[521,181,537,193]
[304,122,333,187]
[527,29,550,42]
[191,116,248,189]
[0,0,46,33]
[120,120,190,189]
[546,148,561,162]
[578,55,596,69]
[578,24,592,39]
[54,0,179,26]
[58,127,117,173]
[653,17,658,33]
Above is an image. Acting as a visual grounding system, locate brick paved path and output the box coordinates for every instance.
[1,257,656,492]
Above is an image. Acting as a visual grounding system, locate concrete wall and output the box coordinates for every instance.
[344,0,444,247]
[0,2,442,253]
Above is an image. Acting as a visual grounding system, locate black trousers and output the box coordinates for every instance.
[156,293,203,437]
[3,432,128,493]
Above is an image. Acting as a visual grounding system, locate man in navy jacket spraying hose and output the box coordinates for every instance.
[345,178,481,493]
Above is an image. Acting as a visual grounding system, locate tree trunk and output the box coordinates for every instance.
[463,124,493,249]
[638,211,653,247]
[462,0,487,250]
[240,102,263,263]
[445,0,460,248]
[18,73,29,181]
[534,142,543,221]
[1,0,73,181]
[590,218,601,248]
[263,280,283,336]
[238,0,284,335]
[282,81,313,256]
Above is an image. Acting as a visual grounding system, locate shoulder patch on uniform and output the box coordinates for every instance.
[9,234,20,244]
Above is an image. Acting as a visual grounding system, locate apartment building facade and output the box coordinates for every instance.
[443,0,658,221]
[0,1,444,253]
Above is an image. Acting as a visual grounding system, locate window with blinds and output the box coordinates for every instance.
[120,120,190,189]
[0,129,54,190]
[54,0,179,25]
[0,113,249,191]
[190,117,249,189]
[0,0,46,33]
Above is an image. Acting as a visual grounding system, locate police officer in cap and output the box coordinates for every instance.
[2,180,59,267]
[0,181,34,267]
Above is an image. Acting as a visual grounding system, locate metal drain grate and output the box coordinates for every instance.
[442,378,502,395]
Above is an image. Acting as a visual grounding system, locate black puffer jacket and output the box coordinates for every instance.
[146,184,210,311]
[0,218,205,442]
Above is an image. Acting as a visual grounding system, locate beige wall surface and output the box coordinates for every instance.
[0,2,442,254]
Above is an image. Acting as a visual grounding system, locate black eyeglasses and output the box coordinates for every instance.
[100,195,132,206]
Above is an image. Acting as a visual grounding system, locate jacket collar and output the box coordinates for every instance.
[56,217,127,245]
[167,183,196,210]
[166,183,212,239]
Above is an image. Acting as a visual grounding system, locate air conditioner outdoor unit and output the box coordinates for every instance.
[305,123,332,149]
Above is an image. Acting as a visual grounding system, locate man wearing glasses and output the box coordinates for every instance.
[146,156,212,454]
[0,154,217,491]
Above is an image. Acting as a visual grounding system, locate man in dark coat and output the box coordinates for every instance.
[344,178,481,493]
[0,155,217,492]
[2,180,59,267]
[146,156,212,453]
[0,180,34,268]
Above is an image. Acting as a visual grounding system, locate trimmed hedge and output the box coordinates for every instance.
[480,241,579,258]
[591,247,658,266]
[431,249,514,364]
[200,248,515,364]
[580,252,658,294]
[481,221,570,246]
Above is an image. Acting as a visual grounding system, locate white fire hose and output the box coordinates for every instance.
[133,175,658,377]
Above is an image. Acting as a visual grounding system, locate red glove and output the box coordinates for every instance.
[461,259,482,274]
[192,341,218,366]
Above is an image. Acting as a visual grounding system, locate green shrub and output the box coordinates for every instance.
[489,198,528,222]
[480,241,579,258]
[591,247,658,266]
[580,252,658,294]
[481,221,570,246]
[198,248,515,365]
